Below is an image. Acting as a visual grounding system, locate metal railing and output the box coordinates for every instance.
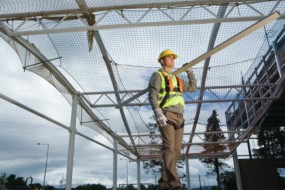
[225,25,285,132]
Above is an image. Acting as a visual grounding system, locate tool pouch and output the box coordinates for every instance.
[167,119,184,130]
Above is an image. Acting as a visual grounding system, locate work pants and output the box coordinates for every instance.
[158,111,184,190]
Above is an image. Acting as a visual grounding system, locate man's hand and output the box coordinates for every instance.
[183,63,193,74]
[154,109,168,127]
[186,68,193,74]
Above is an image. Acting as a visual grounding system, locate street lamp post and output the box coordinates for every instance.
[37,143,49,190]
[120,158,128,189]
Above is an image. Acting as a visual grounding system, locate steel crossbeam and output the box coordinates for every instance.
[0,0,284,161]
[0,1,274,19]
[79,84,280,108]
[0,25,136,157]
[0,1,283,36]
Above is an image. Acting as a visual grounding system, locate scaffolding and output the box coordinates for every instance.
[0,1,285,190]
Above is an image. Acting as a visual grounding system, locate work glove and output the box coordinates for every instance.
[186,68,194,74]
[154,108,168,127]
[183,63,194,74]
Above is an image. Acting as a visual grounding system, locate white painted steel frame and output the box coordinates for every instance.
[110,11,281,158]
[88,97,279,107]
[226,33,285,131]
[273,40,283,77]
[1,24,140,190]
[66,95,78,190]
[0,1,284,189]
[0,1,273,19]
[185,159,191,190]
[185,6,230,154]
[4,15,285,37]
[79,83,280,96]
[93,30,137,154]
[0,92,137,190]
[0,9,282,160]
[0,0,284,36]
[0,25,135,156]
[0,93,125,154]
[117,11,282,108]
[78,83,281,108]
[137,161,141,190]
[113,140,118,190]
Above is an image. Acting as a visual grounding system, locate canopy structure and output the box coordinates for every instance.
[0,0,285,162]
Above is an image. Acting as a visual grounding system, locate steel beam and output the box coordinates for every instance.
[189,0,226,148]
[6,15,285,36]
[185,158,191,190]
[184,9,281,155]
[175,11,281,74]
[81,83,280,107]
[113,140,118,190]
[93,30,137,154]
[118,11,282,108]
[80,83,280,95]
[0,92,123,154]
[0,1,272,19]
[0,26,135,155]
[66,95,78,190]
[90,97,279,108]
[0,92,70,130]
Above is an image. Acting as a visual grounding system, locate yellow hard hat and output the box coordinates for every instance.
[158,49,178,63]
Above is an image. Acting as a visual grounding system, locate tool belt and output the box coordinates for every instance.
[166,118,185,130]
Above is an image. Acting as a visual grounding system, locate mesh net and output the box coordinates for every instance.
[1,0,285,158]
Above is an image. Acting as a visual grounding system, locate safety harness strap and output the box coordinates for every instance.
[158,70,183,108]
[158,70,183,92]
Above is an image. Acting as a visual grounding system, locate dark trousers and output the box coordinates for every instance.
[158,111,184,190]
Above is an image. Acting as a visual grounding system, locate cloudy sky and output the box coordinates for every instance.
[0,37,245,189]
[1,1,282,188]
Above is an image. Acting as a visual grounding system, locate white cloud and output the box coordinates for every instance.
[0,36,243,188]
[0,14,257,187]
[0,39,154,187]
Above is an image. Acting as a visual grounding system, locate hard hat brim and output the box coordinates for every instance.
[158,53,178,62]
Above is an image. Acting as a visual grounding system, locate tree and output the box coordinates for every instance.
[199,110,230,190]
[143,116,162,179]
[142,159,185,179]
[75,184,107,190]
[143,159,162,176]
[1,172,42,190]
[3,174,26,188]
[254,126,285,158]
[0,172,7,185]
[29,183,42,190]
[139,184,148,190]
[126,184,136,190]
[220,171,237,190]
[59,174,66,189]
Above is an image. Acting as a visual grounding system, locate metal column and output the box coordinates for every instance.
[272,40,283,78]
[233,151,243,190]
[113,140,118,190]
[247,140,252,159]
[185,158,191,190]
[242,77,251,129]
[66,94,78,190]
[137,160,141,190]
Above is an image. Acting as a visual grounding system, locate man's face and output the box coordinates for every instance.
[161,54,175,68]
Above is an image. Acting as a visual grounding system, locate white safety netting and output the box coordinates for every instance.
[1,0,285,158]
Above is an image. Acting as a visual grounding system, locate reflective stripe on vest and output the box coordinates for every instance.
[157,70,185,108]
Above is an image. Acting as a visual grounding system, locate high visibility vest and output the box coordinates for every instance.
[157,70,185,108]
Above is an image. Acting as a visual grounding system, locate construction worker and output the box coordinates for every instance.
[148,49,197,190]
